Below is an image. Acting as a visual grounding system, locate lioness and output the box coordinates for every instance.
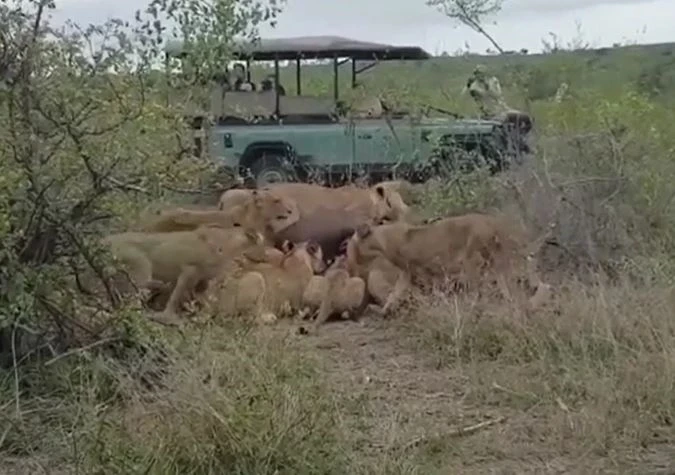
[345,233,410,316]
[218,188,256,211]
[345,213,526,314]
[103,225,267,325]
[213,240,326,323]
[265,182,410,223]
[143,189,299,236]
[261,182,411,263]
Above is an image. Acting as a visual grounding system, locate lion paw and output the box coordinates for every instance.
[149,311,182,327]
[259,312,278,324]
[367,304,386,317]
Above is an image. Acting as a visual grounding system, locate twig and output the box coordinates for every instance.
[492,381,540,401]
[11,322,21,419]
[160,184,211,195]
[558,176,625,189]
[399,416,507,452]
[44,337,119,367]
[106,176,150,194]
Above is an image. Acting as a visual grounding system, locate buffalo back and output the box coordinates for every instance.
[274,206,371,262]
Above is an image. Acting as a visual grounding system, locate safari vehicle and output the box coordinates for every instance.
[164,36,528,187]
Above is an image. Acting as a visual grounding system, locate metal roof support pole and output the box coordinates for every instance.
[333,55,339,101]
[245,59,251,81]
[163,52,171,107]
[351,58,356,88]
[274,56,280,118]
[296,58,301,95]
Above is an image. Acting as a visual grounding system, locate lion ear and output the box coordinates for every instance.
[375,184,385,198]
[281,240,294,253]
[306,241,320,255]
[356,223,371,238]
[244,229,261,243]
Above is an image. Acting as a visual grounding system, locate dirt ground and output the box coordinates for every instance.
[276,316,675,475]
[2,314,673,475]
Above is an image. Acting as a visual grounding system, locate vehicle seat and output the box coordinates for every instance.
[212,89,276,119]
[349,96,383,119]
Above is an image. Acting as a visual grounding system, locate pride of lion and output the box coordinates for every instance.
[99,181,551,329]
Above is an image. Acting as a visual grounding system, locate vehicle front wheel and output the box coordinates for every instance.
[248,155,297,188]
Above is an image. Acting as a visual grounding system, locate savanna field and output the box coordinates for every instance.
[2,1,675,472]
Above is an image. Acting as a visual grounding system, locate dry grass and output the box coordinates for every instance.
[4,130,675,474]
[399,278,675,458]
[3,268,675,474]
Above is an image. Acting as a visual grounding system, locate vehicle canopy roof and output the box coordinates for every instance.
[164,35,431,61]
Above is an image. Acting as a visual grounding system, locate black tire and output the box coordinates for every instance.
[249,155,296,188]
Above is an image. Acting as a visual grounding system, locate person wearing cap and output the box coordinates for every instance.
[260,74,286,95]
[464,64,534,155]
[464,64,509,119]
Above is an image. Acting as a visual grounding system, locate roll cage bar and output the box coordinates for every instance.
[164,35,432,115]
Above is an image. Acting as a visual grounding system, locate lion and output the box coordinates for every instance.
[259,182,411,263]
[212,240,326,323]
[345,213,544,314]
[350,213,522,282]
[217,188,256,211]
[300,254,367,331]
[102,225,267,325]
[143,189,299,237]
[263,181,411,224]
[344,232,410,316]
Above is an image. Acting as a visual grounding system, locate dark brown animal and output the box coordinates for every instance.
[272,205,376,264]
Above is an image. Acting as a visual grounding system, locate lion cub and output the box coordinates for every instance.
[212,240,326,323]
[300,255,367,331]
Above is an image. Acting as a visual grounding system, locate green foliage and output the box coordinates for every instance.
[144,0,285,84]
[1,328,350,474]
[0,0,281,364]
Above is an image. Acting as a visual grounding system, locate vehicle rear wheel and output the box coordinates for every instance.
[249,155,296,188]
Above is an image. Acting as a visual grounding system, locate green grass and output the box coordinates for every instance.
[263,40,675,109]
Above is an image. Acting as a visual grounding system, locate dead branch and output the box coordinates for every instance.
[398,416,508,452]
[44,337,119,367]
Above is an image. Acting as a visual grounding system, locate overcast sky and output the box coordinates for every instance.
[51,0,671,54]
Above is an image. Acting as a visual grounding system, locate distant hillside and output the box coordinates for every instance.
[258,40,675,108]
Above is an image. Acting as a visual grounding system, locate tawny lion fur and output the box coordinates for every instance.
[301,254,367,330]
[211,240,326,323]
[345,213,538,314]
[143,189,299,237]
[264,182,410,223]
[103,225,267,325]
[257,182,411,262]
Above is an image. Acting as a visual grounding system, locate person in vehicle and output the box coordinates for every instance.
[231,63,256,91]
[260,74,286,95]
[464,64,508,118]
[212,69,231,90]
[465,64,533,152]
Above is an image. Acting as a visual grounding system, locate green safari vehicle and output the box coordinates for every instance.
[164,36,529,187]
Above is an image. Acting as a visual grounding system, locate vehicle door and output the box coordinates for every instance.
[354,118,391,167]
[354,117,413,169]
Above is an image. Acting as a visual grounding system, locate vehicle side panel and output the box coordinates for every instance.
[208,123,354,168]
